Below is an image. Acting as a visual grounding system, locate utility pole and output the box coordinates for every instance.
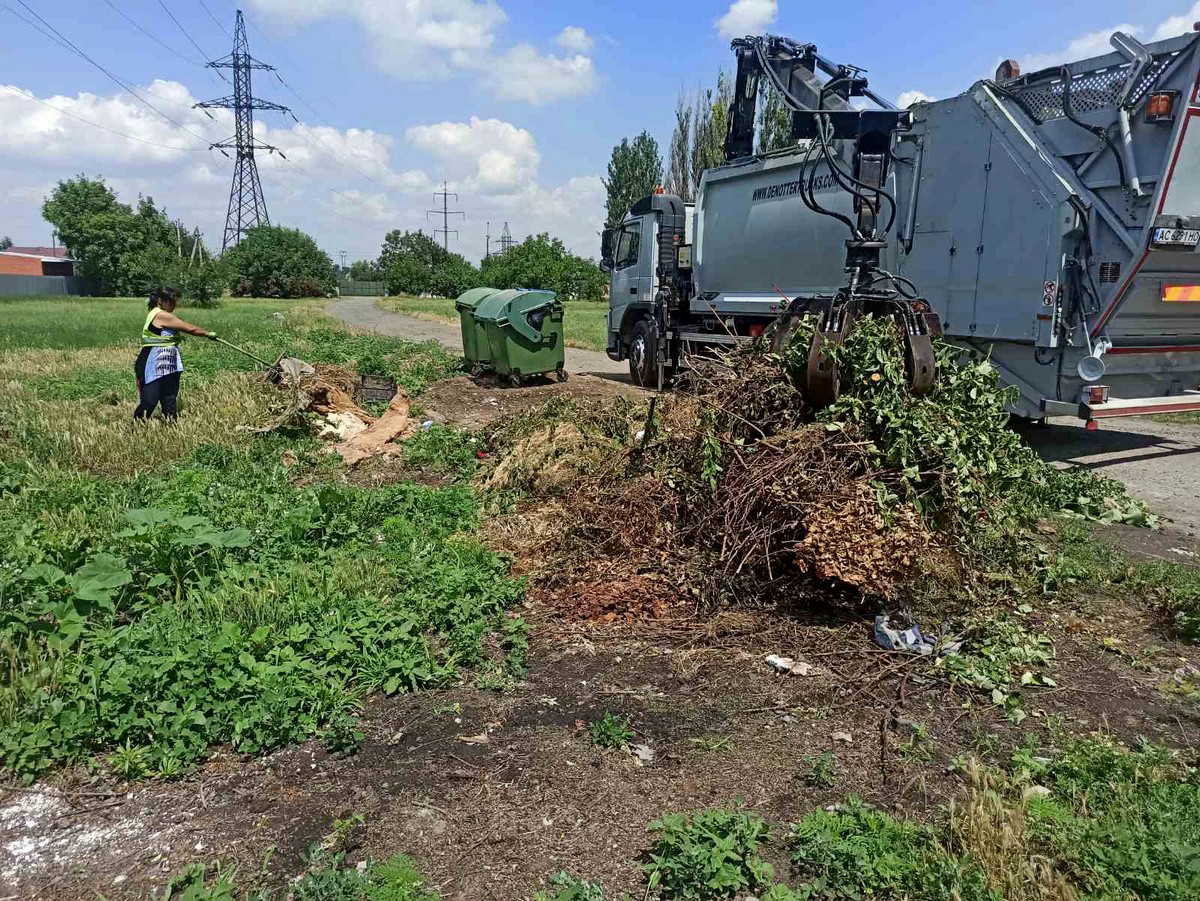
[485,220,490,259]
[189,229,206,268]
[499,222,515,254]
[340,250,347,270]
[196,10,290,251]
[426,181,464,251]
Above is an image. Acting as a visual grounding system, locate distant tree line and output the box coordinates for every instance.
[40,175,338,304]
[365,229,606,301]
[39,175,604,303]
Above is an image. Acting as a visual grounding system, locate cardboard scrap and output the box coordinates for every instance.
[333,389,417,466]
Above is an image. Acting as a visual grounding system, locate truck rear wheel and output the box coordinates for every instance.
[628,320,657,387]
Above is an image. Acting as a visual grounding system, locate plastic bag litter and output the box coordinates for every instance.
[273,356,315,385]
[873,615,964,657]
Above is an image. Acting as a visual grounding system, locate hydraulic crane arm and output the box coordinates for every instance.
[721,35,940,403]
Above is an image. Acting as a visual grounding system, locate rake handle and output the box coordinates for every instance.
[212,336,274,368]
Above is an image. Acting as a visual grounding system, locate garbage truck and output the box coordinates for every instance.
[602,29,1200,424]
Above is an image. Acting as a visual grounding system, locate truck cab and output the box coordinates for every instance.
[601,193,691,384]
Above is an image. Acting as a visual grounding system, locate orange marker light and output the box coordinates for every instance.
[1163,284,1200,302]
[1146,91,1178,124]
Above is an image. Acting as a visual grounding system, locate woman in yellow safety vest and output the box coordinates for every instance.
[135,286,217,421]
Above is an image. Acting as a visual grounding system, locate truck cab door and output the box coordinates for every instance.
[608,216,654,343]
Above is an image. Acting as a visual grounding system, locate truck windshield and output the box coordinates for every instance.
[616,226,640,269]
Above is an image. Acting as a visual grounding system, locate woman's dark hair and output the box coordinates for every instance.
[148,285,181,310]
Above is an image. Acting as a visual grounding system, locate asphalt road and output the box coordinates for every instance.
[1018,417,1200,534]
[330,297,1200,531]
[330,296,628,378]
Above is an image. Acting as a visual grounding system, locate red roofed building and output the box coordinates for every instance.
[5,246,71,259]
[0,250,77,277]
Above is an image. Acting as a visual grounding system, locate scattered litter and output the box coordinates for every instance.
[456,732,490,745]
[873,615,964,657]
[1024,785,1052,799]
[832,731,853,744]
[421,420,434,429]
[317,411,368,441]
[1169,546,1197,558]
[631,744,656,765]
[765,654,813,676]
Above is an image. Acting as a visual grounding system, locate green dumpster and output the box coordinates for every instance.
[472,289,566,386]
[454,287,500,372]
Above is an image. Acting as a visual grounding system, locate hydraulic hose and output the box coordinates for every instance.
[753,39,897,237]
[1060,67,1129,193]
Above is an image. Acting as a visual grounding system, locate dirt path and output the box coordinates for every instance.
[1019,417,1200,534]
[330,296,629,379]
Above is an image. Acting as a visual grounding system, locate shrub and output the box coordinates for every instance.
[789,797,997,901]
[0,446,523,779]
[644,807,774,900]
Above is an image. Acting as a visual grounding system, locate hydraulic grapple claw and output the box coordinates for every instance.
[804,296,860,407]
[904,333,937,396]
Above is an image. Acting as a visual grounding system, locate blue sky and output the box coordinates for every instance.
[2,0,1199,264]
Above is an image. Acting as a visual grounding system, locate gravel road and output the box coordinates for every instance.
[330,296,628,378]
[330,297,1200,531]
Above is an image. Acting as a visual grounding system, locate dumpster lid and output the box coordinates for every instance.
[472,289,523,322]
[454,286,500,310]
[472,288,557,322]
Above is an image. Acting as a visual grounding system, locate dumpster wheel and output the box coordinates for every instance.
[556,365,568,383]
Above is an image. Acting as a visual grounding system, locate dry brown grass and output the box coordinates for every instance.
[0,372,276,475]
[0,346,130,383]
[948,763,1079,901]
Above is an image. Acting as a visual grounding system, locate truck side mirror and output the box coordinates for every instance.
[600,228,615,264]
[600,258,613,273]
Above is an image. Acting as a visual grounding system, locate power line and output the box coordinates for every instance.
[232,3,342,117]
[196,0,231,39]
[208,3,405,203]
[154,0,228,82]
[287,114,400,192]
[100,0,205,68]
[1,85,210,152]
[5,1,214,146]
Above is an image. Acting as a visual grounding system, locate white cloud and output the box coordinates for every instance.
[405,117,539,193]
[0,81,218,165]
[1020,6,1199,73]
[555,26,594,53]
[716,0,777,40]
[897,90,936,108]
[477,45,599,103]
[247,0,596,102]
[248,0,505,77]
[1020,25,1137,72]
[1152,3,1200,40]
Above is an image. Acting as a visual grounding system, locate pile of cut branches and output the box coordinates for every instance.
[483,317,1149,611]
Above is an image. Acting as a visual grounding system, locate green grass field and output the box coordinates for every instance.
[379,295,610,353]
[0,295,522,784]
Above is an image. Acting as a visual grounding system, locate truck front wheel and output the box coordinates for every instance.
[628,320,657,387]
